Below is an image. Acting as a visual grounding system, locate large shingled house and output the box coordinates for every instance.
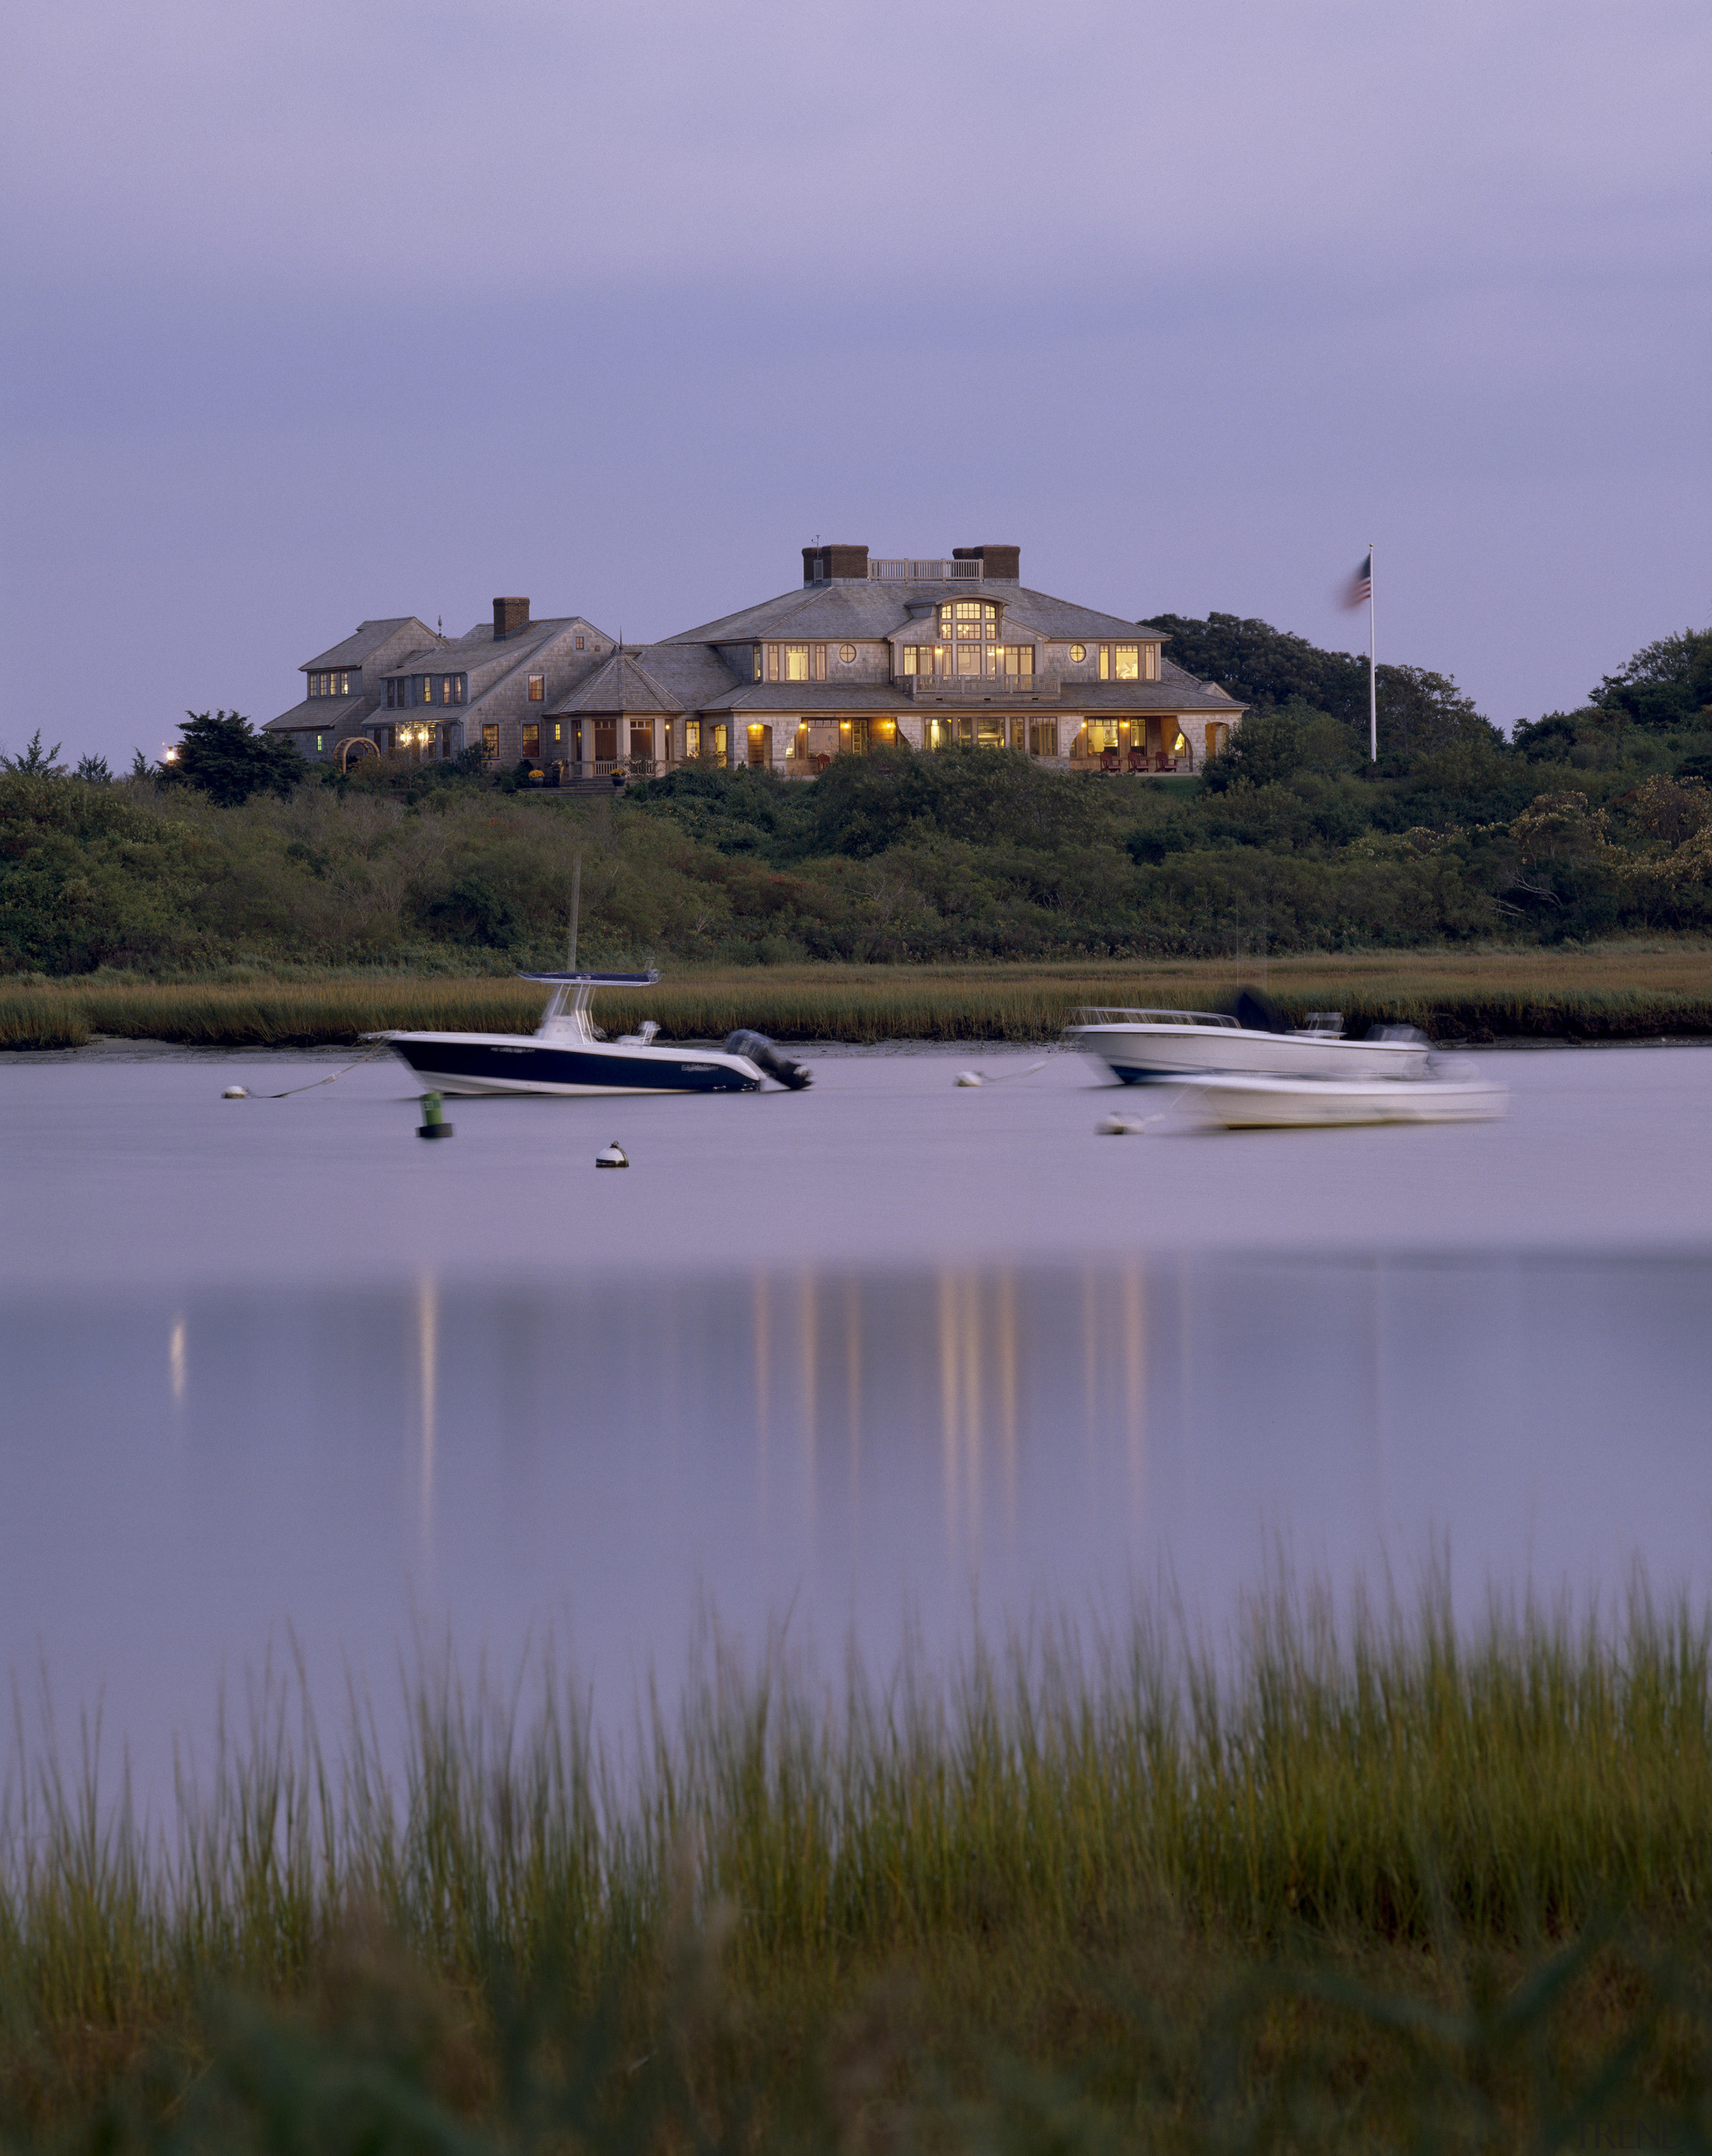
[264,545,1243,778]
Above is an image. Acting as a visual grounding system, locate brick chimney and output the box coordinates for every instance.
[493,596,530,640]
[802,545,869,584]
[952,546,1021,583]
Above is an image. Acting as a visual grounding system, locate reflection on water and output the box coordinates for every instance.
[3,1254,1712,1756]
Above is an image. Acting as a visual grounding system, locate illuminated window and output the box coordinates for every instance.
[901,646,919,676]
[839,643,856,663]
[421,678,433,704]
[481,723,499,757]
[753,645,762,680]
[314,733,324,751]
[1115,645,1140,681]
[1099,646,1110,680]
[784,644,809,682]
[766,644,779,682]
[338,672,350,695]
[521,722,540,757]
[956,642,980,675]
[528,674,544,701]
[686,721,702,755]
[1069,644,1086,664]
[1145,646,1158,680]
[552,723,562,744]
[992,646,1035,676]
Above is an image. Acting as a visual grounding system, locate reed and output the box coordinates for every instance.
[13,1585,1712,2147]
[3,947,1712,1049]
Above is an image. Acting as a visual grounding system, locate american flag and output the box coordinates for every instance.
[1340,552,1372,609]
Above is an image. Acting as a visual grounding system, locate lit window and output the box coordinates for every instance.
[956,601,980,620]
[339,672,350,695]
[453,677,465,704]
[482,723,499,757]
[1145,646,1158,680]
[686,721,702,755]
[753,644,762,680]
[521,722,540,757]
[712,724,727,755]
[528,674,544,701]
[901,647,919,676]
[766,644,779,682]
[784,644,809,682]
[956,643,980,676]
[315,733,324,751]
[553,723,562,744]
[421,678,433,704]
[1069,644,1086,664]
[839,643,856,663]
[1115,645,1140,681]
[1099,647,1110,680]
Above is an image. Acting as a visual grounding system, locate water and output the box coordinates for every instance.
[3,1040,1711,1769]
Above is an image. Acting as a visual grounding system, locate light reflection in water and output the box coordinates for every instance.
[7,1253,1712,1757]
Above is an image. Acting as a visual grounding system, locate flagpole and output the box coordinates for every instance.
[1367,541,1377,764]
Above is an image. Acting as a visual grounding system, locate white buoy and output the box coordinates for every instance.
[596,1141,629,1169]
[222,1086,249,1100]
[954,1071,982,1088]
[1097,1114,1152,1136]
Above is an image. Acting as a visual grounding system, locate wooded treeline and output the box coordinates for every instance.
[3,623,1709,975]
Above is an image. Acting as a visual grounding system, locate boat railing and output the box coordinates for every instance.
[1068,1007,1241,1029]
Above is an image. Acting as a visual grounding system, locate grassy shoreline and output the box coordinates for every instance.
[10,1591,1712,2149]
[5,947,1712,1050]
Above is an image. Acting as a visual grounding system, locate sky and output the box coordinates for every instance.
[2,0,1707,763]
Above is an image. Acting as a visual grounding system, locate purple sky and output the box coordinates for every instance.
[3,0,1707,763]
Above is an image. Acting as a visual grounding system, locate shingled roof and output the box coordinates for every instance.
[552,650,685,714]
[302,619,437,672]
[663,580,1160,646]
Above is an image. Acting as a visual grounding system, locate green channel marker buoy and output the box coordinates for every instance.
[417,1092,454,1141]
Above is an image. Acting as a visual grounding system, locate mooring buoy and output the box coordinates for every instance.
[595,1141,629,1169]
[417,1092,455,1141]
[954,1071,982,1088]
[1097,1114,1152,1136]
[221,1086,249,1100]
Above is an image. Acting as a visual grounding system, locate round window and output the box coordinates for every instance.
[1069,644,1087,663]
[839,643,856,663]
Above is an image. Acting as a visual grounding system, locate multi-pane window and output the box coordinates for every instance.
[521,723,540,757]
[528,674,544,701]
[309,670,353,697]
[1068,644,1087,664]
[752,645,763,680]
[1114,645,1140,681]
[574,633,586,651]
[938,601,998,640]
[990,646,1035,676]
[784,644,809,682]
[481,723,499,757]
[388,675,465,708]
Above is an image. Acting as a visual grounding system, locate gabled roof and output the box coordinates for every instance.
[552,650,684,715]
[303,619,437,672]
[663,581,1173,646]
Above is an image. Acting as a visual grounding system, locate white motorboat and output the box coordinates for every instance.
[1064,999,1433,1085]
[1172,1068,1507,1129]
[372,972,811,1098]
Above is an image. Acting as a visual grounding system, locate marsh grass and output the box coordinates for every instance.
[3,947,1712,1049]
[11,1586,1712,2148]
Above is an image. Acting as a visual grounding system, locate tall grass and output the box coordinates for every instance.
[3,949,1712,1048]
[10,1585,1712,2025]
[13,1585,1712,2148]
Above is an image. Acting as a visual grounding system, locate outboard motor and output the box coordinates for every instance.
[724,1030,813,1090]
[1233,985,1291,1034]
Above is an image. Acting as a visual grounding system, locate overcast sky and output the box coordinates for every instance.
[2,0,1707,761]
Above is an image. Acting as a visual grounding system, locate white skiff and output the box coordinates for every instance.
[1174,1070,1507,1129]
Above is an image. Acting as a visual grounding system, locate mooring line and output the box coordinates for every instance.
[251,1044,391,1100]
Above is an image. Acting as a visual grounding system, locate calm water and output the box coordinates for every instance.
[3,1040,1711,1767]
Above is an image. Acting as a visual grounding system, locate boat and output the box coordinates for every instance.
[1171,1068,1507,1129]
[370,972,811,1098]
[1064,989,1434,1086]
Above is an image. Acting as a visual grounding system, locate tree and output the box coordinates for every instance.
[1591,629,1712,729]
[75,753,113,783]
[169,710,303,806]
[1,730,67,775]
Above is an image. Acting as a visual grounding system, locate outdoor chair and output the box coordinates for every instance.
[1099,747,1119,773]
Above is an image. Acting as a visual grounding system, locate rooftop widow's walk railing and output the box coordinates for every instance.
[867,559,984,582]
